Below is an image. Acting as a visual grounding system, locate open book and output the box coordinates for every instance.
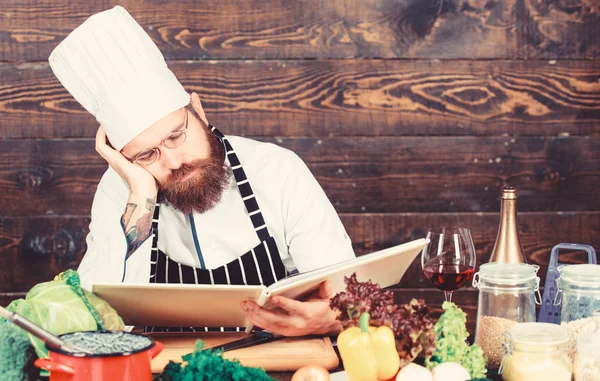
[93,238,428,332]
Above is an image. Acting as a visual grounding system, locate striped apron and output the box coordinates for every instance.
[144,127,288,332]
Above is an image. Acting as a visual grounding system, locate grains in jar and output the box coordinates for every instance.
[561,316,600,362]
[475,315,517,369]
[574,330,600,381]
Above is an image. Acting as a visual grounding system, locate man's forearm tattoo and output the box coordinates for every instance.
[121,198,156,259]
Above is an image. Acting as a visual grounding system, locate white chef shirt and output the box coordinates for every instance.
[78,136,355,290]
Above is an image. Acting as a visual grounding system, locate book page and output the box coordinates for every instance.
[266,238,428,297]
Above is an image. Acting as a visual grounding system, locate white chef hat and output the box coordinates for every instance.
[48,6,190,150]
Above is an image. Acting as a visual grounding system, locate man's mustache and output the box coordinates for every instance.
[167,159,212,183]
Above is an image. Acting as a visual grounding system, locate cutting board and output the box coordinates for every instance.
[148,332,339,373]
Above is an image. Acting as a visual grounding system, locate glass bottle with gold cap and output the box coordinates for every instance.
[489,187,527,264]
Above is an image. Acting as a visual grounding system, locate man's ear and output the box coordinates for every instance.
[190,92,209,126]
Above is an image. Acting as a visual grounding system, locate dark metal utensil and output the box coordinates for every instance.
[204,330,282,352]
[0,305,94,355]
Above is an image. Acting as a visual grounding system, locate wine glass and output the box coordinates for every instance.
[421,227,476,303]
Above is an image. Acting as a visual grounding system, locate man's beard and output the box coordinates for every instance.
[160,129,231,214]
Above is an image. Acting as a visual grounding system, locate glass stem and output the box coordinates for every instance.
[444,291,453,303]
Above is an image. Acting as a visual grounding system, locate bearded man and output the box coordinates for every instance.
[48,6,355,337]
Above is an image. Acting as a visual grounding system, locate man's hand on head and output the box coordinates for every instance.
[96,125,159,258]
[95,125,158,196]
[240,280,342,337]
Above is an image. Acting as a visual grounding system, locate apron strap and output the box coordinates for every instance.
[211,125,270,241]
[149,198,161,283]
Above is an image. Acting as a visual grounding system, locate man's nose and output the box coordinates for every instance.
[160,148,183,170]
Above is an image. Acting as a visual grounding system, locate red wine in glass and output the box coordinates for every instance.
[422,264,475,291]
[421,227,477,302]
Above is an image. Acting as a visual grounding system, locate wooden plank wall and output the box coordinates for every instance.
[0,1,599,327]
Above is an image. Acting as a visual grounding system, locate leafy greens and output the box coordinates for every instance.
[0,320,39,381]
[425,301,487,378]
[157,340,274,381]
[330,273,437,366]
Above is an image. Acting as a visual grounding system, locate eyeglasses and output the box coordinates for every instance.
[131,110,189,165]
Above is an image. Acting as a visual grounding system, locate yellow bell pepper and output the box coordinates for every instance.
[337,312,400,381]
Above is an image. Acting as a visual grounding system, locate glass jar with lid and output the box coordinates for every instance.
[555,264,600,324]
[500,322,572,381]
[472,263,541,370]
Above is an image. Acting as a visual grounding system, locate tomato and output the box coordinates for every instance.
[291,365,331,381]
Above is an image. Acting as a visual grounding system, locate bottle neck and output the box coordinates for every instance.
[489,198,527,263]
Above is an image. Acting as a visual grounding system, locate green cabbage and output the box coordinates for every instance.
[4,270,125,358]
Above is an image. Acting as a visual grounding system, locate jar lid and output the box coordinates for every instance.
[477,263,538,284]
[509,322,569,347]
[559,264,600,286]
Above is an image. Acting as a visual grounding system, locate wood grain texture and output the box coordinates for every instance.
[1,59,599,138]
[1,0,598,61]
[343,212,600,289]
[150,334,338,373]
[279,135,600,213]
[0,217,89,293]
[0,136,597,216]
[0,292,25,306]
[0,139,106,217]
[0,212,597,292]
